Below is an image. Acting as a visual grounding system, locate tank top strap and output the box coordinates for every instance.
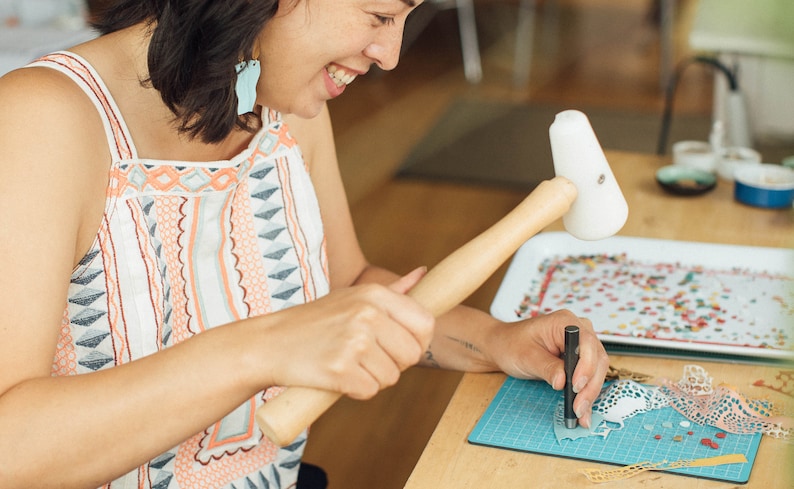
[26,51,137,161]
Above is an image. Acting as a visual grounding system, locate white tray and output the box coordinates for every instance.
[491,232,794,361]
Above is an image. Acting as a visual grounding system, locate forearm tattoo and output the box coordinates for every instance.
[424,349,441,368]
[446,335,482,354]
[424,336,483,369]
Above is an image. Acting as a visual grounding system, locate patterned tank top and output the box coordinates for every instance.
[28,52,330,489]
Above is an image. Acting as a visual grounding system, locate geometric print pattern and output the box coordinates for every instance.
[32,52,330,489]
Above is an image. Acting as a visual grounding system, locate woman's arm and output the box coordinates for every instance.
[420,305,609,428]
[287,105,608,428]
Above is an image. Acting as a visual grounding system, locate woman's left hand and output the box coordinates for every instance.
[487,309,609,428]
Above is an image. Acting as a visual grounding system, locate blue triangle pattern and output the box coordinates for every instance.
[250,166,274,180]
[70,307,106,327]
[71,268,102,286]
[149,451,176,469]
[78,350,113,371]
[148,450,176,489]
[76,249,100,267]
[251,184,279,202]
[267,263,297,282]
[282,439,306,452]
[140,196,174,348]
[255,203,282,221]
[142,199,155,214]
[75,329,110,349]
[68,288,104,307]
[68,252,114,374]
[270,464,281,488]
[247,155,306,314]
[263,243,291,261]
[272,282,301,301]
[258,222,286,241]
[151,473,173,489]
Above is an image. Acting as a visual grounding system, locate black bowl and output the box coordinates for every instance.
[655,165,717,196]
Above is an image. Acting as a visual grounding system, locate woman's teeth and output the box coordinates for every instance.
[326,65,356,87]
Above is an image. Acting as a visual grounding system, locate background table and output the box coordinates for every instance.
[404,151,793,489]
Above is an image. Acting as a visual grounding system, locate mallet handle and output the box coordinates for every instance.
[256,176,578,447]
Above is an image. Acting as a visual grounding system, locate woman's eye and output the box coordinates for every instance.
[373,14,395,25]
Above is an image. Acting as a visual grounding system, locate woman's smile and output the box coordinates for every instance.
[323,63,360,98]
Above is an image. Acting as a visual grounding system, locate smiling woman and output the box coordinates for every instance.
[0,1,609,488]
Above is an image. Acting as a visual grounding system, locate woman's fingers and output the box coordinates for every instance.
[388,266,427,294]
[264,271,435,399]
[490,309,609,429]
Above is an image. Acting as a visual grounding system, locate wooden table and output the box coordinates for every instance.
[404,151,794,489]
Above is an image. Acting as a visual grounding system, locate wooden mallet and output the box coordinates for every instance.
[255,110,629,447]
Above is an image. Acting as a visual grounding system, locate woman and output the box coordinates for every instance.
[0,1,609,488]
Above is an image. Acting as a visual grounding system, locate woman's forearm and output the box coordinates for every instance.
[0,321,267,489]
[418,305,499,372]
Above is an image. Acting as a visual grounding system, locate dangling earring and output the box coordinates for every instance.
[235,59,261,115]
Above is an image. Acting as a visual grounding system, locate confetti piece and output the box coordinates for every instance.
[753,370,794,397]
[680,421,691,428]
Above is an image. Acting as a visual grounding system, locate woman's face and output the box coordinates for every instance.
[257,0,422,118]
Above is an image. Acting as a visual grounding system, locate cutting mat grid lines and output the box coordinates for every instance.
[469,378,761,483]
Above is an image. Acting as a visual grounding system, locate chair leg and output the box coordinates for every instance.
[658,0,675,90]
[513,0,536,87]
[455,0,483,83]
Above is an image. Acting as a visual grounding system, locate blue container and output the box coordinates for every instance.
[734,164,794,209]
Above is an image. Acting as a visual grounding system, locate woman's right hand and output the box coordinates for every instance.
[251,267,435,400]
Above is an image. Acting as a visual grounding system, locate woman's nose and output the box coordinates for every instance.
[364,29,404,71]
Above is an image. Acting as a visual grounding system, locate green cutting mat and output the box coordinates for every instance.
[468,378,761,484]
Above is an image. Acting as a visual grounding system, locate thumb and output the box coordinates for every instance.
[389,266,428,294]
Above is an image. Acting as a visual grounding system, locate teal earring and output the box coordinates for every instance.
[235,59,261,115]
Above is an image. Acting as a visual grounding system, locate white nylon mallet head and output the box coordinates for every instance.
[550,110,629,240]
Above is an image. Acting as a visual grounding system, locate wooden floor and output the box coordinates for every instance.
[302,1,713,488]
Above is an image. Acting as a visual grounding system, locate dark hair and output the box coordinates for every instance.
[92,0,279,143]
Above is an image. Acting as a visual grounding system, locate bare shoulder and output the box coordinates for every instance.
[0,65,108,161]
[0,64,105,131]
[0,64,110,263]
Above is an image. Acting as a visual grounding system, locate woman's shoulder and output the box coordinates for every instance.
[1,59,87,100]
[0,61,104,137]
[0,61,111,192]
